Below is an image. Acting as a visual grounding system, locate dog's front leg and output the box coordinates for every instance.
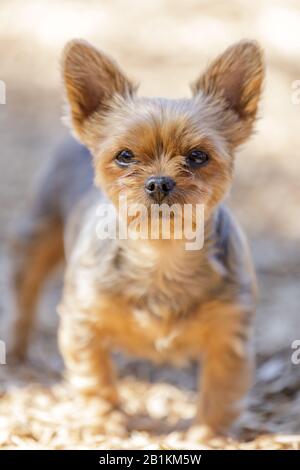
[189,303,254,440]
[58,303,119,409]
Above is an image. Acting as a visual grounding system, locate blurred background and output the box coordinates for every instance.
[0,0,300,450]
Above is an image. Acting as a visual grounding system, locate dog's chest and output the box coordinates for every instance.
[73,238,225,359]
[112,243,220,319]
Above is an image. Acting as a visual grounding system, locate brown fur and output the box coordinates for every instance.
[10,219,64,361]
[10,39,264,438]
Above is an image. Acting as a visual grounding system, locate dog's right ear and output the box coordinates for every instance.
[62,39,135,141]
[192,40,264,148]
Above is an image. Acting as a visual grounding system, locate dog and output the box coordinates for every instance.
[9,39,264,438]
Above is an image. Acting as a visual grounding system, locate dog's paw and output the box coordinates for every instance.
[186,424,218,443]
[77,395,128,437]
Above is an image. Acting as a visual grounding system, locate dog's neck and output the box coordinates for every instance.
[113,208,223,318]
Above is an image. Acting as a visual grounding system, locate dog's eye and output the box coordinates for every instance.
[186,150,210,169]
[115,149,135,167]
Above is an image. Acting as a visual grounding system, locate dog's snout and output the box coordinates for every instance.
[145,176,176,201]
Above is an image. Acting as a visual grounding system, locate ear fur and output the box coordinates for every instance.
[62,39,135,140]
[192,40,264,147]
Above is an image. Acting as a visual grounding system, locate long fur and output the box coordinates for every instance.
[10,39,264,437]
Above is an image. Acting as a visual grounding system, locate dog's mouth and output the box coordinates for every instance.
[146,193,170,205]
[145,194,179,207]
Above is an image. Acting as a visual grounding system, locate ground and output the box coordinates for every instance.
[0,0,300,450]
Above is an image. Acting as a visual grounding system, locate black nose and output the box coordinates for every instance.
[145,176,176,201]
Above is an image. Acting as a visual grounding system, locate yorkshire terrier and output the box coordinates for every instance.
[9,39,264,438]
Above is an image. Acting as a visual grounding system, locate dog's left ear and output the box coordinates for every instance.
[62,39,135,143]
[192,40,264,148]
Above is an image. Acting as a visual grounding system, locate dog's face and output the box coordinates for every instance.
[63,40,264,217]
[87,96,234,213]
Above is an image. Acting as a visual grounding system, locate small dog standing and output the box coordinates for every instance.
[10,39,264,438]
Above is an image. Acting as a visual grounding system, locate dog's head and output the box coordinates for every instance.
[62,40,264,217]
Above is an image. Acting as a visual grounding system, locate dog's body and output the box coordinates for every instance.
[10,40,264,436]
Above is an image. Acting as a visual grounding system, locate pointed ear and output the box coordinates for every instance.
[62,39,135,140]
[192,40,264,147]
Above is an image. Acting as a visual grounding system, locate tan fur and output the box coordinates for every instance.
[10,220,64,361]
[11,39,264,437]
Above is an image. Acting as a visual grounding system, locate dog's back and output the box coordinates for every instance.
[30,137,93,224]
[9,137,93,359]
